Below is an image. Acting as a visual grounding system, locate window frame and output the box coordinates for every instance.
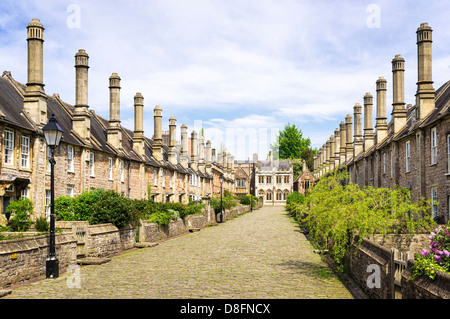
[430,127,437,165]
[4,128,14,165]
[21,134,30,168]
[67,145,74,172]
[108,157,114,180]
[89,151,95,177]
[431,186,438,219]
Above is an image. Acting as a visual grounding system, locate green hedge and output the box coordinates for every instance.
[54,189,206,227]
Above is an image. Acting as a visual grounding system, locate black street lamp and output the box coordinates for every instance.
[42,114,63,279]
[219,174,224,223]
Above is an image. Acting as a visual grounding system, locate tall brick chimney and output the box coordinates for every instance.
[152,105,163,161]
[391,55,407,135]
[168,116,177,165]
[363,93,375,151]
[198,134,205,172]
[23,19,47,126]
[334,128,340,168]
[206,140,212,174]
[415,23,435,121]
[353,103,363,157]
[191,131,198,170]
[180,124,189,168]
[345,114,353,161]
[339,121,347,165]
[73,49,91,143]
[329,135,335,171]
[132,92,145,158]
[107,73,122,151]
[325,139,331,172]
[375,77,388,144]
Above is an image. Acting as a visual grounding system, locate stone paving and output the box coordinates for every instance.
[2,205,364,299]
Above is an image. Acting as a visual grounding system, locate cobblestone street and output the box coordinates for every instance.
[3,206,363,299]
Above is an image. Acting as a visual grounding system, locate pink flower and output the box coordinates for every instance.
[419,249,430,257]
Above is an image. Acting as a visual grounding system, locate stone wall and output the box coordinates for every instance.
[346,237,393,299]
[0,233,77,289]
[346,235,450,299]
[401,259,450,299]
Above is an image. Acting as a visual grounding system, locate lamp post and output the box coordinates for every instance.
[42,114,63,279]
[219,174,224,223]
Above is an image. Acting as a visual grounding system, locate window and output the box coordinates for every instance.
[258,176,264,184]
[276,176,282,184]
[21,135,30,168]
[431,127,437,165]
[20,187,29,198]
[266,192,272,201]
[120,160,124,182]
[405,141,410,172]
[276,191,282,200]
[4,129,14,165]
[266,176,272,184]
[447,134,450,173]
[67,185,74,197]
[108,157,114,180]
[154,170,158,186]
[284,176,289,184]
[45,190,51,219]
[383,153,386,174]
[67,145,74,172]
[89,152,95,176]
[431,187,438,219]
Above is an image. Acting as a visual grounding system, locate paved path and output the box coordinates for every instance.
[3,206,363,299]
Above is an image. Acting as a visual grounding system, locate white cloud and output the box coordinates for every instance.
[0,0,449,160]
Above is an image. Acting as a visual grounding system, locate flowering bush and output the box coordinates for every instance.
[412,225,450,280]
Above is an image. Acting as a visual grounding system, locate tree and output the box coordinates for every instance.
[270,123,311,160]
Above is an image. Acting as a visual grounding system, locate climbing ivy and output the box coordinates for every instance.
[286,168,436,270]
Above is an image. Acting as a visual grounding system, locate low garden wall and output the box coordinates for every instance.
[0,233,77,289]
[401,259,450,299]
[345,235,450,299]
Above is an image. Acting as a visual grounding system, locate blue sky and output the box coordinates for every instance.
[0,0,449,160]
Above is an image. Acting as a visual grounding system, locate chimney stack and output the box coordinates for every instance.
[198,134,205,172]
[416,23,435,121]
[72,49,91,143]
[180,124,188,168]
[191,131,198,170]
[23,19,47,126]
[345,114,353,161]
[206,140,212,174]
[168,116,177,165]
[339,121,347,165]
[132,92,145,158]
[353,103,363,157]
[107,73,122,151]
[334,128,340,168]
[212,148,216,163]
[391,55,407,134]
[363,93,375,151]
[375,77,388,144]
[152,105,163,161]
[329,135,335,171]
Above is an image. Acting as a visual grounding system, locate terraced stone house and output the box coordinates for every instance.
[0,19,236,222]
[314,23,450,224]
